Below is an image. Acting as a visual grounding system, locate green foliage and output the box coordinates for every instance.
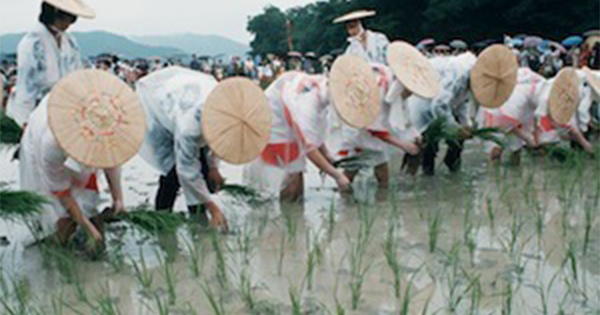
[247,0,599,56]
[0,113,23,145]
[0,190,47,220]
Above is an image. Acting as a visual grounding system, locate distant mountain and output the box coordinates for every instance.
[131,33,250,57]
[0,31,183,58]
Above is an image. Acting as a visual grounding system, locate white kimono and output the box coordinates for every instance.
[534,69,594,145]
[244,72,329,193]
[345,30,390,64]
[336,63,408,168]
[7,23,83,126]
[407,53,477,135]
[479,67,548,152]
[20,96,100,236]
[136,67,218,206]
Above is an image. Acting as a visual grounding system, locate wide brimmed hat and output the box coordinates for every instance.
[48,69,146,168]
[44,0,95,19]
[470,44,518,109]
[333,10,376,24]
[583,67,600,96]
[387,41,440,99]
[450,39,468,50]
[549,67,580,125]
[202,77,272,165]
[329,55,380,128]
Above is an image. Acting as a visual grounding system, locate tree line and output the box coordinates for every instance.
[246,0,599,57]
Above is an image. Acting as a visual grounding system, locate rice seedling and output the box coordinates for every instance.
[183,238,206,278]
[282,211,298,245]
[234,226,255,267]
[326,199,337,241]
[109,206,186,235]
[0,276,31,315]
[210,231,229,289]
[582,181,598,255]
[486,195,495,230]
[467,275,482,315]
[563,242,578,282]
[129,248,153,291]
[156,250,178,305]
[238,269,256,311]
[277,232,286,276]
[0,190,47,220]
[304,229,322,291]
[221,184,267,206]
[153,293,171,315]
[202,282,227,315]
[427,209,442,253]
[346,232,372,310]
[0,113,23,145]
[289,284,302,315]
[382,223,402,299]
[90,282,122,315]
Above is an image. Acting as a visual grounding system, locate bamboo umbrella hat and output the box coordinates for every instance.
[44,0,96,19]
[333,10,376,24]
[387,41,440,99]
[549,67,581,125]
[329,54,380,128]
[470,44,519,108]
[202,77,272,165]
[48,69,147,168]
[583,67,600,96]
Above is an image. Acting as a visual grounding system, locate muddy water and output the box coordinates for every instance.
[1,142,599,315]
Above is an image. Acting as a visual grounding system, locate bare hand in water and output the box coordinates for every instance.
[206,202,229,232]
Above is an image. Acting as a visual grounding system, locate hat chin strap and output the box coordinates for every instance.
[350,24,366,41]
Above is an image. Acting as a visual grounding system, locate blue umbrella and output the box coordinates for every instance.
[562,36,583,47]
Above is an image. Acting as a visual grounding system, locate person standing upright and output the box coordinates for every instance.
[333,10,390,65]
[7,0,95,127]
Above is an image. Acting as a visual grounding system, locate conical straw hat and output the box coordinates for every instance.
[333,10,376,24]
[44,0,95,19]
[583,67,600,96]
[202,77,272,165]
[549,67,580,125]
[387,41,440,99]
[470,44,518,108]
[329,55,380,128]
[48,69,147,168]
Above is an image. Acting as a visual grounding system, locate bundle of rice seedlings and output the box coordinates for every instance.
[103,206,186,234]
[0,112,23,145]
[424,117,505,147]
[0,190,47,220]
[221,184,267,205]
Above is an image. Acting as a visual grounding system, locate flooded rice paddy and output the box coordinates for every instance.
[1,142,599,315]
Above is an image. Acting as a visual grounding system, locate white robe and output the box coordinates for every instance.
[345,30,390,64]
[20,96,99,236]
[136,67,218,206]
[7,23,82,126]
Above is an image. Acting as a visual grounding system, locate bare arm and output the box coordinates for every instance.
[104,167,125,213]
[57,193,102,241]
[568,126,594,154]
[307,149,351,191]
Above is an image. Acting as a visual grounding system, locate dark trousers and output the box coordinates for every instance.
[155,147,212,215]
[422,139,464,176]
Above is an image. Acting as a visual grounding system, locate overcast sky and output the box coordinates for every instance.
[0,0,316,43]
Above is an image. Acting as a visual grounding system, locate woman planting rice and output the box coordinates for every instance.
[19,69,146,246]
[137,67,272,229]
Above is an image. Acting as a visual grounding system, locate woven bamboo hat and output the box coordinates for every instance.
[333,10,376,24]
[583,67,600,96]
[549,67,580,125]
[48,69,146,168]
[329,55,380,128]
[470,44,519,108]
[387,41,440,99]
[44,0,95,19]
[202,77,272,165]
